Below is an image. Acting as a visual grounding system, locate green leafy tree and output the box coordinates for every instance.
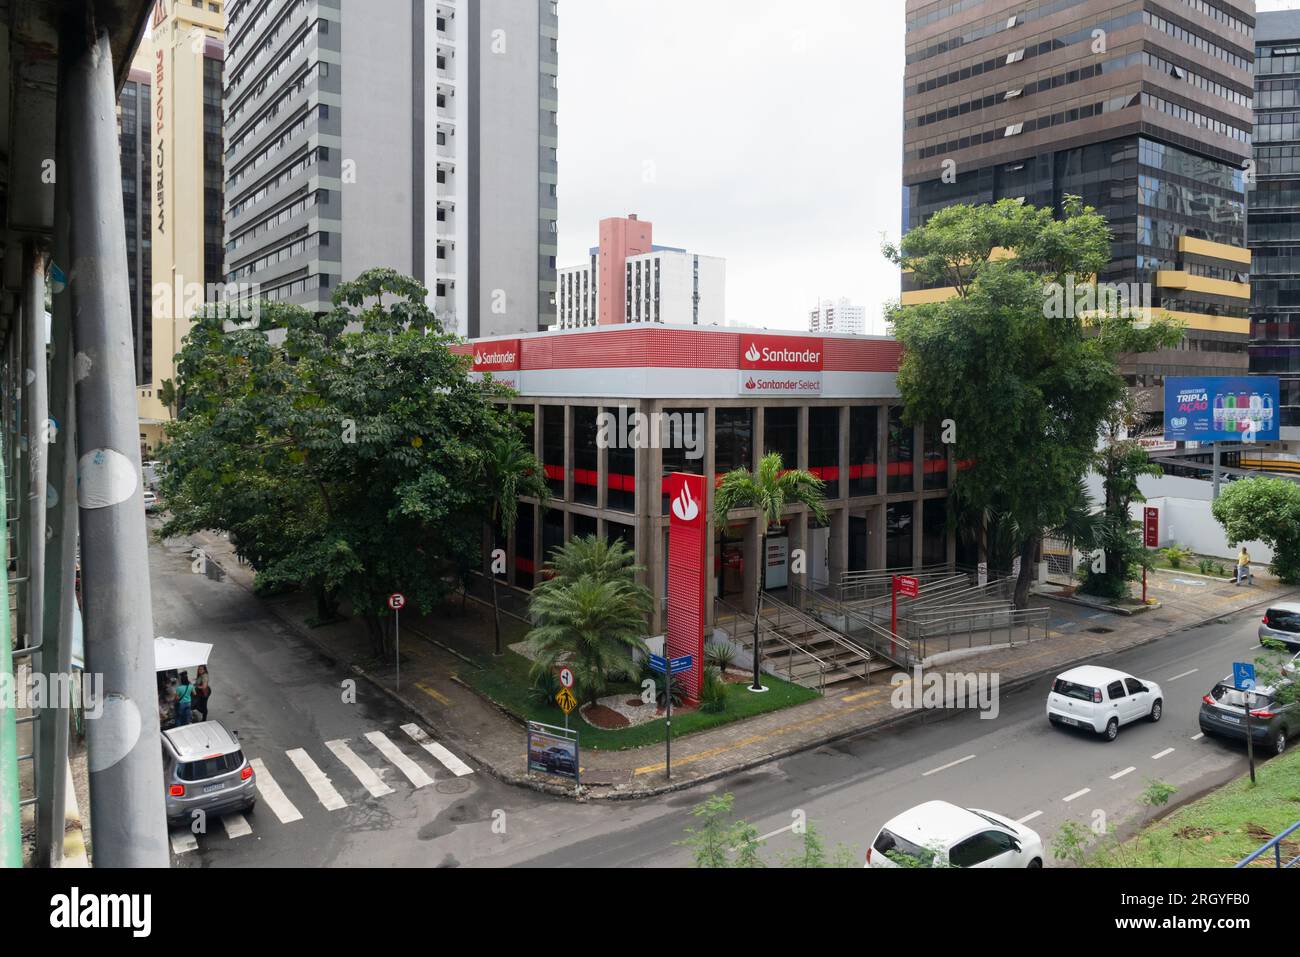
[1211,477,1300,584]
[157,377,179,420]
[713,452,828,691]
[484,431,550,656]
[525,575,653,705]
[678,793,748,868]
[885,197,1184,608]
[160,268,522,657]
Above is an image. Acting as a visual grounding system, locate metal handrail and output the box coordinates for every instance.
[761,592,873,684]
[1235,820,1300,869]
[791,583,918,668]
[714,597,832,693]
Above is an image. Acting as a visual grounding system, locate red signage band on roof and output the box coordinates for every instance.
[472,339,521,372]
[739,334,824,372]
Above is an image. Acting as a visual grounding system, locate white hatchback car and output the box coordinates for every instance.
[1047,665,1163,741]
[866,800,1043,868]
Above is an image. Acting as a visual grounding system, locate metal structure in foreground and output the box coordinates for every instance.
[0,0,163,868]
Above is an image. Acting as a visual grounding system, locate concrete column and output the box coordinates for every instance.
[791,510,809,592]
[563,404,573,503]
[829,505,849,586]
[752,405,765,472]
[797,406,810,473]
[64,24,167,867]
[836,404,850,503]
[869,503,887,570]
[876,404,889,499]
[596,405,609,512]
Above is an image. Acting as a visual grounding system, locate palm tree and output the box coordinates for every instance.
[538,534,640,592]
[526,576,653,706]
[713,452,828,691]
[484,430,549,656]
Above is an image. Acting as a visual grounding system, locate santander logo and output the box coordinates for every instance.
[474,350,517,367]
[671,482,700,523]
[744,344,762,363]
[740,335,823,371]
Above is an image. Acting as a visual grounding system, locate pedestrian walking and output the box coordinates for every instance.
[194,665,211,722]
[1236,547,1254,586]
[175,671,196,726]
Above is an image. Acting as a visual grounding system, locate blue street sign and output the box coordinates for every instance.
[1233,662,1256,691]
[648,654,668,675]
[670,655,693,675]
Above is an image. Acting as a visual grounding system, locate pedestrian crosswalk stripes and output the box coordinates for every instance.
[364,731,434,789]
[286,747,349,812]
[326,738,396,798]
[401,723,474,777]
[170,723,473,855]
[250,757,304,823]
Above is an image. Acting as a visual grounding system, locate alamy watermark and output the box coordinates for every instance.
[597,406,705,461]
[0,665,103,719]
[1044,276,1151,323]
[153,279,262,326]
[891,667,1000,720]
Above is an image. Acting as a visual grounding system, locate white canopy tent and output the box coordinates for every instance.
[153,637,212,674]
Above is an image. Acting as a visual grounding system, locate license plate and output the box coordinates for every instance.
[1220,715,1241,725]
[203,783,226,794]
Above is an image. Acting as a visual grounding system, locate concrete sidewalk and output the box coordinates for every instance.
[182,528,1297,801]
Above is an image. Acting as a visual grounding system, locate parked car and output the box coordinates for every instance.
[866,801,1043,868]
[541,746,576,774]
[143,490,159,513]
[1199,677,1297,757]
[162,720,256,828]
[1259,604,1300,652]
[1046,665,1163,741]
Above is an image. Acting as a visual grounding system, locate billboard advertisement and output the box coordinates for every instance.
[1163,377,1280,443]
[526,722,579,783]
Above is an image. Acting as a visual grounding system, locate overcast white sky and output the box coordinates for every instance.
[558,0,1300,336]
[556,0,906,335]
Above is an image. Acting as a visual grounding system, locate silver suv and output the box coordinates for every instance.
[162,721,256,828]
[1259,604,1300,652]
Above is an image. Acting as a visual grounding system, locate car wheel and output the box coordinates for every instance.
[1274,731,1287,756]
[1149,699,1163,723]
[1104,718,1119,741]
[1026,858,1043,869]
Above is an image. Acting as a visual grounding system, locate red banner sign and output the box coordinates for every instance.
[1144,508,1159,548]
[895,576,920,599]
[472,339,521,372]
[739,334,824,371]
[666,473,707,701]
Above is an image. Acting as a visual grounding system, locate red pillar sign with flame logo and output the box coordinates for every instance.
[666,473,707,702]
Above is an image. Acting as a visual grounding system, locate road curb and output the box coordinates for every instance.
[188,532,1298,803]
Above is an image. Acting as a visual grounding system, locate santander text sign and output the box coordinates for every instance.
[739,334,824,371]
[472,339,522,372]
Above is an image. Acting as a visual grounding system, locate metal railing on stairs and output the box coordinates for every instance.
[714,597,833,693]
[790,583,920,669]
[760,592,873,684]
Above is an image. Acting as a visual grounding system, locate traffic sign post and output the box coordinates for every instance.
[648,653,692,781]
[556,686,577,731]
[1234,662,1257,783]
[1143,508,1160,603]
[388,593,406,690]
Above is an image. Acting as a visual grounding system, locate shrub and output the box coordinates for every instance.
[700,667,728,714]
[705,640,738,673]
[1198,558,1214,575]
[1160,544,1193,569]
[527,668,561,710]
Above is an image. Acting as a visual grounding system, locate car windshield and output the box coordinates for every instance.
[968,809,1014,831]
[1053,679,1095,701]
[873,828,938,866]
[178,750,244,781]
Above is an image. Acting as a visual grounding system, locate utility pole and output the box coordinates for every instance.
[61,20,167,867]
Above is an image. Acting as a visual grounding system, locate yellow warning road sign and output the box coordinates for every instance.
[556,687,577,715]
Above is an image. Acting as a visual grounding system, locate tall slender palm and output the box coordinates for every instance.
[537,534,640,593]
[526,576,653,706]
[484,431,549,656]
[713,452,828,691]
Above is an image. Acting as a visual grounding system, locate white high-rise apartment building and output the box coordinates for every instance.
[223,0,559,338]
[809,298,866,335]
[558,246,725,328]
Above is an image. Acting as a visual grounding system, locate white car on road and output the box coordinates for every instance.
[867,800,1043,868]
[1047,665,1163,742]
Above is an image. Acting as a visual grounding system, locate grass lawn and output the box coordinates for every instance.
[1088,746,1300,868]
[1150,554,1233,577]
[459,649,820,751]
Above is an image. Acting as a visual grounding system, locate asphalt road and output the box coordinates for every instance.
[150,531,1281,868]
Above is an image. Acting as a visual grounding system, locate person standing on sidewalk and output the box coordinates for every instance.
[1236,547,1254,586]
[193,665,211,722]
[175,672,196,726]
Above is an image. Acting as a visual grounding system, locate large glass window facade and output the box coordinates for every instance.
[606,406,636,514]
[809,408,841,498]
[888,407,914,494]
[515,504,536,589]
[763,407,799,467]
[542,509,565,575]
[849,406,879,497]
[886,502,914,569]
[542,406,565,499]
[572,407,599,506]
[715,408,754,476]
[922,499,948,566]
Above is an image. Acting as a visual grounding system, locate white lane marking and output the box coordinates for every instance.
[1167,669,1199,682]
[921,754,977,777]
[251,758,303,823]
[170,830,198,855]
[1110,766,1137,780]
[1152,748,1175,760]
[401,723,474,777]
[1016,810,1044,825]
[758,823,797,842]
[326,739,394,797]
[1191,733,1205,741]
[364,731,434,789]
[221,813,253,839]
[286,748,348,811]
[1063,787,1091,803]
